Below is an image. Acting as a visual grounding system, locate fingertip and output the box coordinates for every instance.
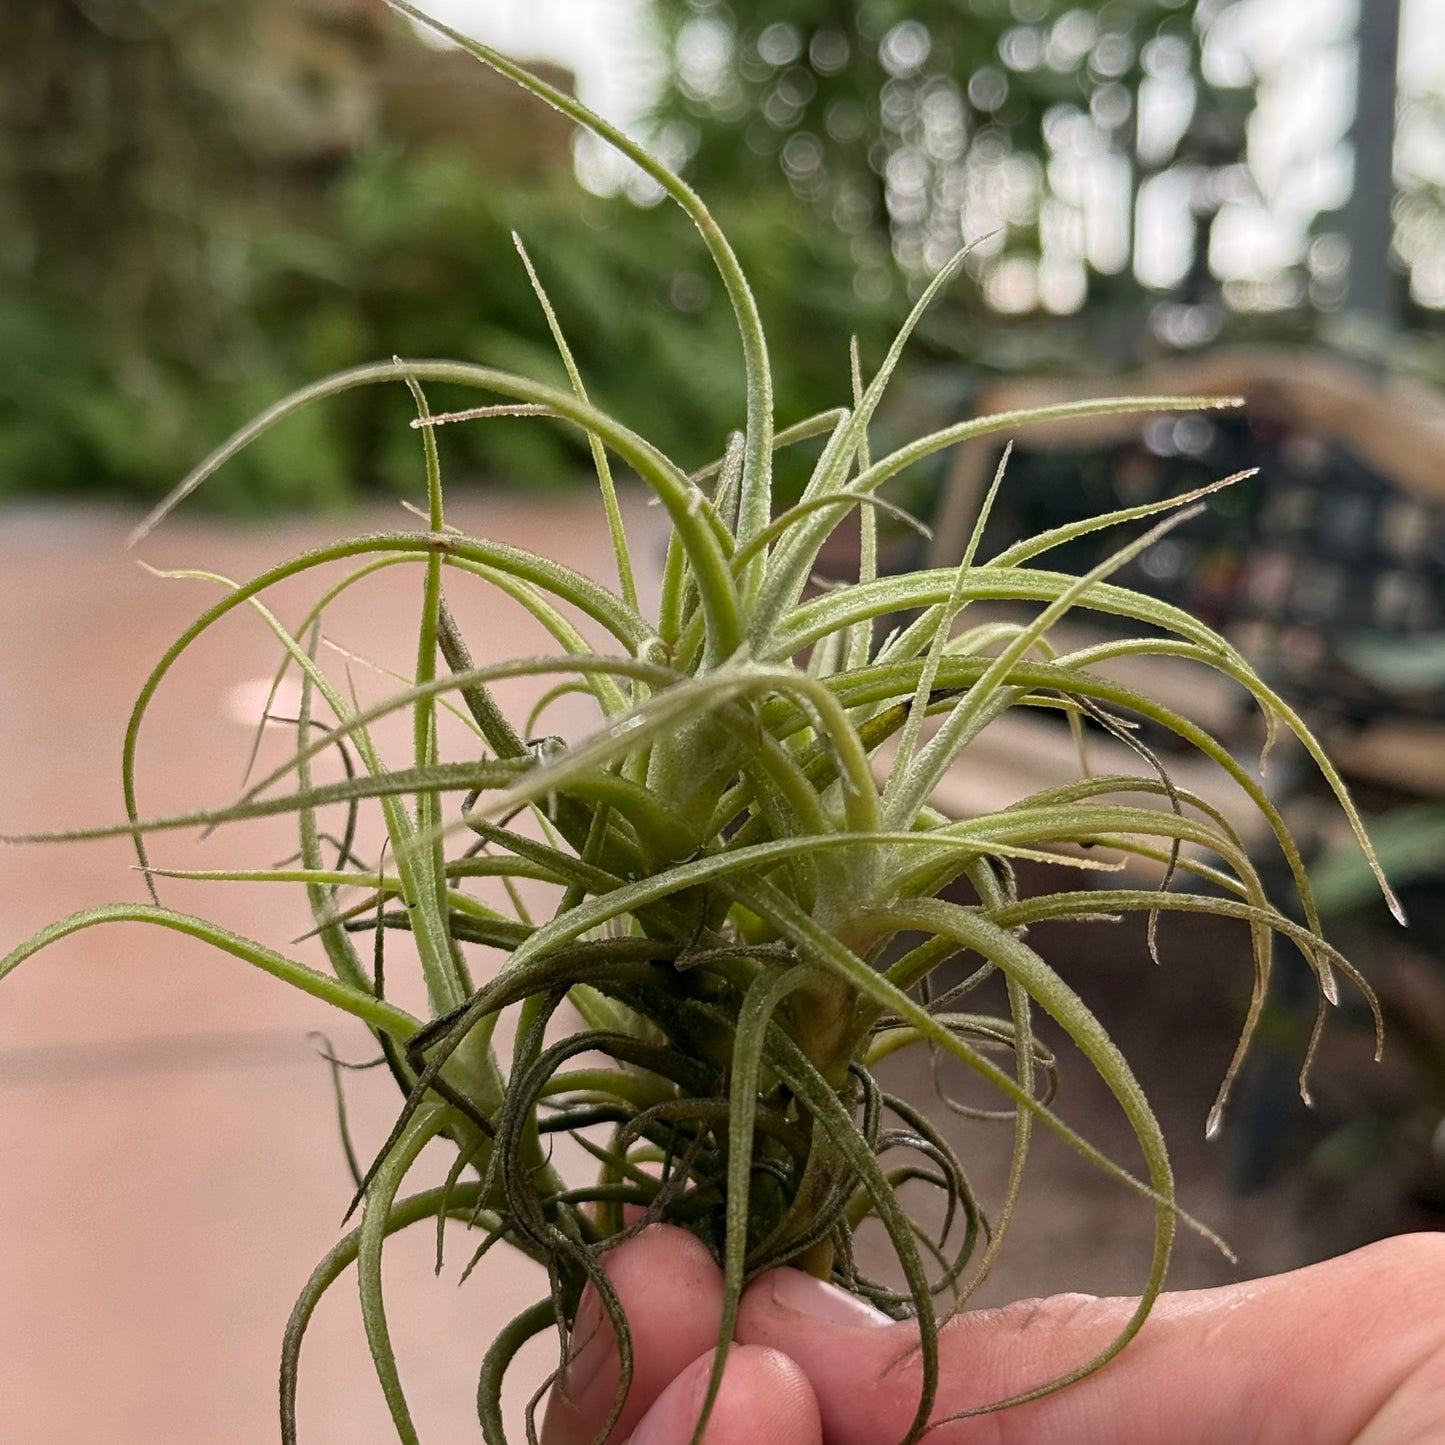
[625,1345,821,1445]
[736,1269,919,1445]
[542,1226,725,1445]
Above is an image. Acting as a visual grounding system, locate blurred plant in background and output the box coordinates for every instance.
[649,0,1445,357]
[0,0,896,508]
[650,0,1241,316]
[243,149,900,500]
[0,0,274,505]
[2,0,1442,508]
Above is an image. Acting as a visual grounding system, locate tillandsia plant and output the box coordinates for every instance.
[1,6,1400,1444]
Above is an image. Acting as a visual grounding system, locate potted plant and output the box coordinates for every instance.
[1,6,1393,1441]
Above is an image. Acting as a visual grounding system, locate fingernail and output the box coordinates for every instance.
[767,1269,893,1328]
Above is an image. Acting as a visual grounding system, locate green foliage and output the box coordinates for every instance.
[251,146,902,495]
[0,147,899,508]
[650,0,1250,304]
[2,9,1390,1443]
[1312,804,1445,919]
[0,4,901,509]
[0,0,338,510]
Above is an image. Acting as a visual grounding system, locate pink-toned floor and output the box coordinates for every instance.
[0,491,673,1444]
[0,490,1403,1444]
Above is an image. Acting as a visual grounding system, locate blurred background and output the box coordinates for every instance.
[5,0,1443,507]
[2,1,1444,1441]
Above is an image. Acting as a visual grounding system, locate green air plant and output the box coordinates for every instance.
[1,6,1397,1443]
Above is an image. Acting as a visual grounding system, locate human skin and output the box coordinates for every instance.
[541,1224,1445,1445]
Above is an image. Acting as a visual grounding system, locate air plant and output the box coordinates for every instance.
[0,6,1395,1443]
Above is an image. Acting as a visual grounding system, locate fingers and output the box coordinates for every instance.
[734,1234,1445,1445]
[539,1225,1445,1443]
[736,1268,1170,1444]
[624,1345,821,1445]
[733,1268,925,1444]
[541,1225,725,1445]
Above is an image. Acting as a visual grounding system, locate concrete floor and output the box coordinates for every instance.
[0,490,670,1444]
[0,490,1405,1443]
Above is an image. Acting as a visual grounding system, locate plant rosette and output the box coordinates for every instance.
[1,6,1395,1444]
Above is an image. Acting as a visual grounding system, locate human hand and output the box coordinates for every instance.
[541,1224,1445,1444]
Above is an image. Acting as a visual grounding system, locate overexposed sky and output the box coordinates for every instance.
[419,0,1444,133]
[429,0,653,118]
[425,0,658,191]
